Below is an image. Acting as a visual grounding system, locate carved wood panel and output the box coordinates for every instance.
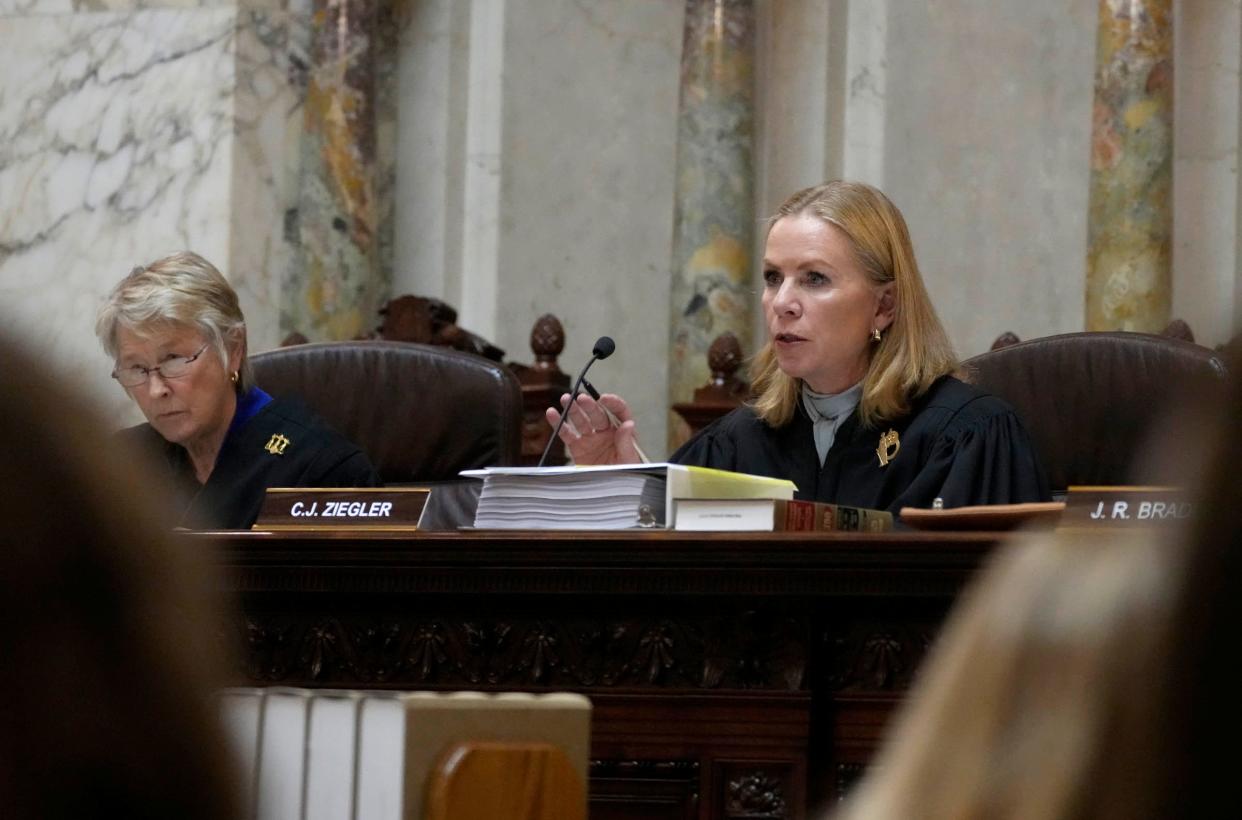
[206,530,999,820]
[822,617,940,692]
[719,763,798,820]
[236,610,812,691]
[590,760,701,820]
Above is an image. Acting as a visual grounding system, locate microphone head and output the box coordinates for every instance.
[592,336,616,360]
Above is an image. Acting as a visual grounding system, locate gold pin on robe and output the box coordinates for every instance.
[876,429,900,467]
[265,433,291,455]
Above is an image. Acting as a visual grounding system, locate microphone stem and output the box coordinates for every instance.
[537,354,599,467]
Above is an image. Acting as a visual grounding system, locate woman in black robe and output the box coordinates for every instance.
[98,252,379,528]
[547,181,1048,514]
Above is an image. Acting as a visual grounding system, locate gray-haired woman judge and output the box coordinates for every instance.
[547,180,1049,514]
[97,251,379,528]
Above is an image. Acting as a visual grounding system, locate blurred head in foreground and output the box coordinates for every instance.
[0,334,238,819]
[836,354,1242,820]
[1158,347,1242,818]
[836,529,1182,820]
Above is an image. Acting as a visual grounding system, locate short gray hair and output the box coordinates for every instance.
[96,251,253,392]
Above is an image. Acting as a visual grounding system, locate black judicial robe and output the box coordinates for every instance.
[120,396,380,529]
[671,375,1049,515]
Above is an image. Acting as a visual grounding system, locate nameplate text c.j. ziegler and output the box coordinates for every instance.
[254,487,428,531]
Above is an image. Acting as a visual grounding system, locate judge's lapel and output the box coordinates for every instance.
[203,401,291,490]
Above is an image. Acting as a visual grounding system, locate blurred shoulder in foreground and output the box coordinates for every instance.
[0,334,239,820]
[835,352,1242,820]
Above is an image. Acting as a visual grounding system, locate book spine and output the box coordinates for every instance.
[779,501,893,532]
[780,499,819,530]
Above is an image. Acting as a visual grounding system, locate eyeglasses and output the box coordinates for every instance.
[112,343,210,387]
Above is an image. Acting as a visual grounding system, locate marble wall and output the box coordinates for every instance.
[0,0,305,424]
[6,0,1240,441]
[666,0,757,451]
[877,0,1098,358]
[1086,0,1174,333]
[826,0,1240,355]
[394,0,684,457]
[1174,0,1242,345]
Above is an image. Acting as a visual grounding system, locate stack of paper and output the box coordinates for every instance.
[462,463,796,530]
[472,469,667,529]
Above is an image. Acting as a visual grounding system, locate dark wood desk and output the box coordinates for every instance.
[197,529,1005,820]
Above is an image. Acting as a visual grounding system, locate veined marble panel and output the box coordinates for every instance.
[285,0,383,342]
[230,5,308,353]
[1086,0,1174,333]
[0,0,285,16]
[667,0,757,451]
[0,6,303,424]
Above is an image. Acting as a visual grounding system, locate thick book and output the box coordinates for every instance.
[461,463,796,530]
[216,687,265,815]
[255,687,313,820]
[305,690,363,820]
[354,691,592,820]
[673,497,893,532]
[217,688,591,820]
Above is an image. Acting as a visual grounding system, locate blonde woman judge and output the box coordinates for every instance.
[548,181,1049,513]
[98,252,379,528]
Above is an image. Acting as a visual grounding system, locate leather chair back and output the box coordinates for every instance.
[250,341,523,483]
[963,331,1227,493]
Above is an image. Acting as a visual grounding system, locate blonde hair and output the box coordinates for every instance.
[836,530,1182,820]
[750,181,957,428]
[96,251,252,392]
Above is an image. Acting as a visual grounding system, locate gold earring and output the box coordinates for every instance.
[230,371,239,384]
[871,328,882,343]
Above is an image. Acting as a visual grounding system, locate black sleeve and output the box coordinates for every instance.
[890,408,1050,510]
[311,448,382,488]
[669,421,739,471]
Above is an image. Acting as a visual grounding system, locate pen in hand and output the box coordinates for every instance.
[581,378,651,464]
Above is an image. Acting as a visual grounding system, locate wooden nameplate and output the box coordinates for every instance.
[253,487,430,532]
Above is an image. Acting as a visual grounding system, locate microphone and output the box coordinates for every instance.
[592,336,615,360]
[538,336,615,467]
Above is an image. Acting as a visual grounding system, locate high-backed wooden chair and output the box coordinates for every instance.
[251,341,523,527]
[250,341,523,484]
[963,331,1227,494]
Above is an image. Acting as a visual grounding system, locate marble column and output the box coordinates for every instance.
[285,0,386,341]
[667,0,757,450]
[1085,0,1173,332]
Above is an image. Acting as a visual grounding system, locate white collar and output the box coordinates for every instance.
[801,381,863,423]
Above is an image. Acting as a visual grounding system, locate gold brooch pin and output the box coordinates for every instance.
[265,433,291,455]
[876,429,900,467]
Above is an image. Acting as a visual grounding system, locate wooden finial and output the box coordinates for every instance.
[530,314,566,369]
[707,331,744,387]
[1162,318,1195,343]
[991,331,1021,351]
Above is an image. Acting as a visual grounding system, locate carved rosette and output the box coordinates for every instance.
[824,622,936,692]
[725,770,788,819]
[234,611,809,690]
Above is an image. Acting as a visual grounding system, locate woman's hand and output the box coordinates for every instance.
[545,392,643,465]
